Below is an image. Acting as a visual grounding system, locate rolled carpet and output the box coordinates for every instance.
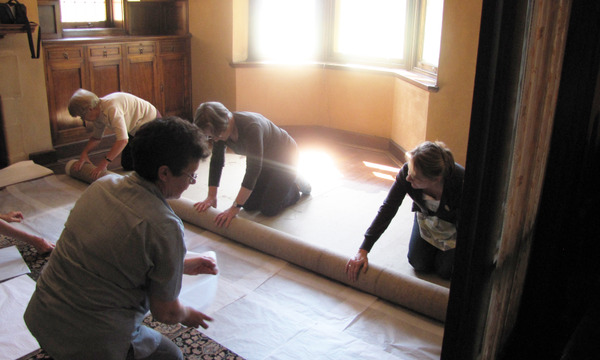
[64,159,449,322]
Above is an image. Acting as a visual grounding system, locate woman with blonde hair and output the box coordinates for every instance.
[346,141,464,280]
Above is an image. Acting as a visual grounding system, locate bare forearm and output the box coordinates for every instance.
[105,139,128,162]
[234,187,253,207]
[0,220,36,243]
[81,137,102,157]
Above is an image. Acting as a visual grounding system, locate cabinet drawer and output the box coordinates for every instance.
[126,42,156,56]
[160,40,187,54]
[46,47,84,61]
[88,44,122,59]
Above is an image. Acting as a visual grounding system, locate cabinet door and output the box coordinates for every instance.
[45,46,88,145]
[159,39,190,119]
[88,44,124,97]
[125,41,159,108]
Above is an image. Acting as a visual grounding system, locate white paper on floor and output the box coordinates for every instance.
[179,251,219,312]
[0,173,445,360]
[185,229,444,360]
[0,246,30,282]
[0,275,39,360]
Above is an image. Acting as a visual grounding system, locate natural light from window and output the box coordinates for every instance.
[335,0,406,60]
[298,150,343,188]
[60,0,106,23]
[363,161,399,181]
[253,0,319,62]
[421,0,444,67]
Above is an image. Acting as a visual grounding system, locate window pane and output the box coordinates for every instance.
[112,0,123,22]
[252,0,319,61]
[421,0,444,67]
[334,0,406,61]
[60,0,106,23]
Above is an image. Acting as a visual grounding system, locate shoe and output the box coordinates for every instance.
[295,176,311,195]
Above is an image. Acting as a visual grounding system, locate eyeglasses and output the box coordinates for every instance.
[182,171,198,184]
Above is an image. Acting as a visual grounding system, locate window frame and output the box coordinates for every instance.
[248,0,442,77]
[59,0,125,37]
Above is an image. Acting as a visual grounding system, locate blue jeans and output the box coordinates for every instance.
[127,335,183,360]
[407,214,455,280]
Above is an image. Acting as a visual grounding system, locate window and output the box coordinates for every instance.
[59,0,123,31]
[249,0,444,76]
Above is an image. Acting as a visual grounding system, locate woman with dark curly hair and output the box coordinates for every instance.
[25,117,218,360]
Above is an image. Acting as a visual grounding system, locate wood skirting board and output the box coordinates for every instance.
[284,125,407,165]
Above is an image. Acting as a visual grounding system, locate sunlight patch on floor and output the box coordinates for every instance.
[298,149,343,188]
[364,161,399,181]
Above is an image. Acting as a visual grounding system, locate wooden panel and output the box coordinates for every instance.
[160,55,186,116]
[88,44,124,97]
[88,44,122,59]
[46,47,83,61]
[127,1,188,36]
[89,61,123,98]
[126,58,157,106]
[126,42,156,56]
[37,0,62,39]
[160,40,186,54]
[0,96,8,168]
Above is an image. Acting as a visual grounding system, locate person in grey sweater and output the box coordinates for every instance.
[193,102,310,227]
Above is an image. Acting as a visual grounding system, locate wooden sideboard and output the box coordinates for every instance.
[42,35,191,146]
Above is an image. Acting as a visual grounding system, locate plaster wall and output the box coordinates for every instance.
[0,0,53,164]
[190,0,481,165]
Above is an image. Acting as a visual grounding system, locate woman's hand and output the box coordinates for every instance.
[345,249,369,282]
[194,196,217,213]
[29,236,55,254]
[73,154,92,172]
[181,308,213,329]
[214,206,240,228]
[1,211,24,223]
[90,162,108,180]
[183,256,219,276]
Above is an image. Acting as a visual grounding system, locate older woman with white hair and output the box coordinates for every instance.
[68,89,160,179]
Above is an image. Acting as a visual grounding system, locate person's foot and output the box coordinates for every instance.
[295,176,311,195]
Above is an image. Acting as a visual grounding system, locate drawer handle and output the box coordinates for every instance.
[103,50,108,58]
[139,48,144,54]
[62,52,69,60]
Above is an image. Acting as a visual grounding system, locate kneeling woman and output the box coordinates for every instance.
[193,102,309,227]
[346,141,464,280]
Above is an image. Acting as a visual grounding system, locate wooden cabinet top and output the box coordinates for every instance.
[42,34,190,47]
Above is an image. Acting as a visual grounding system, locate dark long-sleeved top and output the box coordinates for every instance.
[360,162,465,252]
[208,112,297,190]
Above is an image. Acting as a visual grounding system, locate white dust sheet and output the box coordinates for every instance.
[0,246,30,282]
[0,275,39,360]
[0,174,444,360]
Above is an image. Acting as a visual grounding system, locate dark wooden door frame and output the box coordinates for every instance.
[442,0,574,358]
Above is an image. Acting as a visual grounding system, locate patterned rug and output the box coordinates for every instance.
[0,236,245,360]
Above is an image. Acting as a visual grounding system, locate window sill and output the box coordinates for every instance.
[62,27,127,39]
[231,61,439,92]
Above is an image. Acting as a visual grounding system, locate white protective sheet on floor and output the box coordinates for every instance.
[0,174,444,360]
[0,161,53,189]
[0,246,30,281]
[0,275,39,360]
[182,222,444,360]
